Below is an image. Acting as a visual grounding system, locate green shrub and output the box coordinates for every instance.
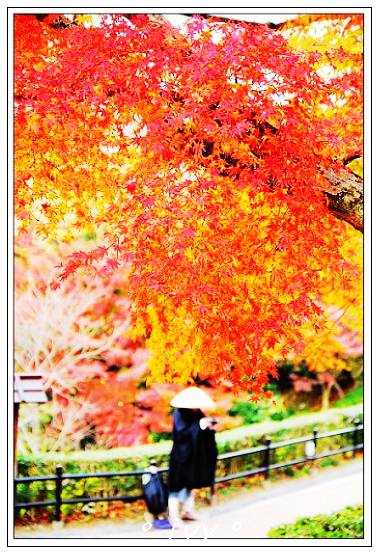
[269,410,295,421]
[320,458,339,468]
[150,431,172,443]
[227,401,268,424]
[333,385,363,408]
[268,505,363,538]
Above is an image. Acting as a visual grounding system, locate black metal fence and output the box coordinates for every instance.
[15,418,363,523]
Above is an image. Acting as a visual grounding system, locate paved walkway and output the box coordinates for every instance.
[12,459,365,544]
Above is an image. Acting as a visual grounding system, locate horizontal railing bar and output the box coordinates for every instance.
[270,430,354,451]
[215,467,263,483]
[277,426,362,447]
[218,426,362,460]
[60,494,145,505]
[15,469,147,484]
[60,469,146,480]
[269,435,317,450]
[214,444,363,484]
[15,500,55,509]
[263,445,361,471]
[217,445,267,461]
[314,426,363,440]
[314,444,363,460]
[15,475,58,483]
[15,493,145,510]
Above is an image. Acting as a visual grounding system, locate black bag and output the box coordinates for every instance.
[143,472,168,516]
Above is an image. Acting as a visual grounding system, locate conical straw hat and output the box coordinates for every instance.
[170,386,216,409]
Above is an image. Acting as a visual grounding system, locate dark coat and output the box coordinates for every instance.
[168,408,218,493]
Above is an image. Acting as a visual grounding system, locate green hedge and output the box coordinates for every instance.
[267,505,363,538]
[16,405,363,521]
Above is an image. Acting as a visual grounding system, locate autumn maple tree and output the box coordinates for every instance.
[14,236,148,451]
[14,13,363,399]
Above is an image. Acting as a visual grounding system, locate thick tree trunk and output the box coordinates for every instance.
[321,383,332,411]
[321,167,363,233]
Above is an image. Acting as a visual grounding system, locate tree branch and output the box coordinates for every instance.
[321,167,363,233]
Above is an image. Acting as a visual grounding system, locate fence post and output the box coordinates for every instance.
[353,418,360,458]
[55,464,63,523]
[264,437,271,481]
[210,481,215,504]
[313,427,318,455]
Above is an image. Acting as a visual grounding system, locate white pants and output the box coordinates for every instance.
[168,488,195,518]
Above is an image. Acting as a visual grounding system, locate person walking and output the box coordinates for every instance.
[167,386,218,527]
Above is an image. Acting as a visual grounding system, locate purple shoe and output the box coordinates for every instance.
[153,518,173,530]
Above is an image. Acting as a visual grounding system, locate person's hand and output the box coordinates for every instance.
[200,417,217,430]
